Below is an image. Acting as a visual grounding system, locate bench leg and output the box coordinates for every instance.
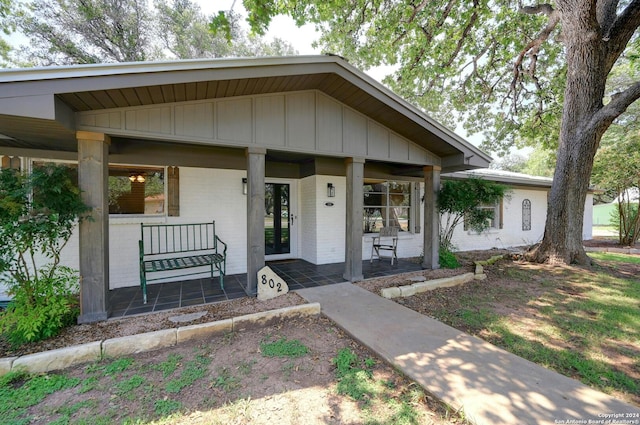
[140,268,148,305]
[211,262,225,291]
[218,260,225,290]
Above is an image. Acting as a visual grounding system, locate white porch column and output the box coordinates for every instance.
[343,157,365,282]
[246,147,266,295]
[77,131,110,323]
[422,165,441,269]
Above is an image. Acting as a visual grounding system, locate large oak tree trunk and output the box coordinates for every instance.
[528,1,609,265]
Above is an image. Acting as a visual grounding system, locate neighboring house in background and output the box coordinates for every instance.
[593,188,639,226]
[443,169,594,251]
[0,56,491,323]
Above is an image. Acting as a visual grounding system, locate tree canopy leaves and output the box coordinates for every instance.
[11,0,296,66]
[0,0,14,63]
[214,0,568,154]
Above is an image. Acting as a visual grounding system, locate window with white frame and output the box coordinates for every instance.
[522,199,532,231]
[363,180,413,233]
[464,202,502,231]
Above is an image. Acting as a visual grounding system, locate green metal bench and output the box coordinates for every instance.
[139,222,227,304]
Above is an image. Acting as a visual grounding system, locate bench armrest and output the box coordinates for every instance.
[216,235,227,256]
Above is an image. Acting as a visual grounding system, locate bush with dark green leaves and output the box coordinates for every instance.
[0,164,89,346]
[438,177,509,251]
[439,247,460,269]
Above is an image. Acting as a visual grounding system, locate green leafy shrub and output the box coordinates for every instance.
[0,164,89,346]
[438,177,509,250]
[439,248,460,269]
[0,265,79,346]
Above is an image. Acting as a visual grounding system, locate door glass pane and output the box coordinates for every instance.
[265,183,290,255]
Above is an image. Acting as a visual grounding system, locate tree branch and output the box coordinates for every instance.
[441,0,479,69]
[591,80,640,133]
[597,0,619,34]
[605,0,640,69]
[509,6,560,114]
[519,3,555,16]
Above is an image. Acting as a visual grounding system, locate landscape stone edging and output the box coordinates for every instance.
[380,247,639,300]
[380,254,508,300]
[0,302,321,376]
[12,341,102,375]
[584,246,640,255]
[381,272,480,299]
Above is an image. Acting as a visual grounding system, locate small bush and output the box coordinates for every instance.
[333,347,359,378]
[439,248,460,269]
[260,338,309,358]
[0,266,79,347]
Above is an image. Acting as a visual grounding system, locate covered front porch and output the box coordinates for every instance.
[0,56,492,323]
[109,258,423,317]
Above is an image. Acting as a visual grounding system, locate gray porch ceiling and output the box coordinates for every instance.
[0,56,492,171]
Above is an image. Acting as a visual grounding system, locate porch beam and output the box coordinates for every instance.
[77,131,111,323]
[246,147,266,295]
[343,157,365,282]
[422,165,441,269]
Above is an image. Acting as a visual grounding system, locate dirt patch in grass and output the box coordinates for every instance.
[13,316,464,425]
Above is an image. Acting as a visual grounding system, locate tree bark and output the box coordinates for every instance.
[528,0,608,265]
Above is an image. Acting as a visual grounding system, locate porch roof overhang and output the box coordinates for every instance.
[443,169,555,188]
[0,55,491,173]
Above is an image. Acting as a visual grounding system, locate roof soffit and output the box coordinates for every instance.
[0,57,491,167]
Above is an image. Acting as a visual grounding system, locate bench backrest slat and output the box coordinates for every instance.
[141,222,217,255]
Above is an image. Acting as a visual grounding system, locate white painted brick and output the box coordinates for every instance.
[32,167,595,291]
[448,188,549,252]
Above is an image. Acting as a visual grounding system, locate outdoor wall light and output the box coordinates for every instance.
[129,174,146,183]
[327,183,335,198]
[242,178,247,195]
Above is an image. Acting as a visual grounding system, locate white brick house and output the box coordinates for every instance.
[0,56,523,322]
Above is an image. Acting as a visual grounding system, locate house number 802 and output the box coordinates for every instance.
[261,274,283,292]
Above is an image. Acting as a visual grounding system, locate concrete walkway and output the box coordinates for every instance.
[297,282,640,425]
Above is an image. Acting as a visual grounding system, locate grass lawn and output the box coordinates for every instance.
[405,251,639,406]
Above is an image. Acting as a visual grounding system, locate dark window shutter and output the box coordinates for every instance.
[1,156,20,170]
[168,166,180,217]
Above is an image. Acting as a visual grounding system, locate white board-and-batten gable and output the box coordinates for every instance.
[76,90,440,166]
